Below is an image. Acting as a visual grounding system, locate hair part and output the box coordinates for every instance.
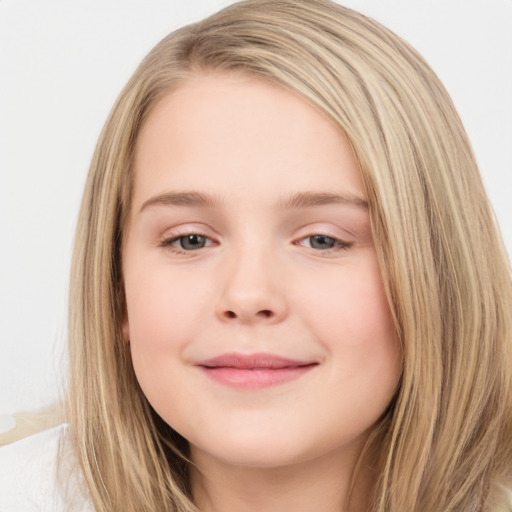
[67,1,512,510]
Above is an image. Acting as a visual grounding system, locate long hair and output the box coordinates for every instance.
[67,1,512,510]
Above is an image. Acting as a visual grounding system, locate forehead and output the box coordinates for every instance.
[132,72,365,209]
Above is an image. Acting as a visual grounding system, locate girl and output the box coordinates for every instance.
[1,1,511,511]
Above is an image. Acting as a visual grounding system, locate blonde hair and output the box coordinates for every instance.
[67,1,512,510]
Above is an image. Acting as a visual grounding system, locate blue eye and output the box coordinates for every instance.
[299,235,351,251]
[307,235,337,249]
[180,234,207,250]
[164,234,211,251]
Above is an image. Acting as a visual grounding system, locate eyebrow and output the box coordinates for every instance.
[278,191,368,210]
[140,191,219,212]
[139,190,368,213]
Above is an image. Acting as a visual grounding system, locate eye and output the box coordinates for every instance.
[162,234,213,251]
[298,235,351,251]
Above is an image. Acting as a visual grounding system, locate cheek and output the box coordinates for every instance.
[124,272,204,420]
[125,269,209,349]
[297,256,400,396]
[303,261,395,348]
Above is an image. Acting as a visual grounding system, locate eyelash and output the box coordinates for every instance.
[159,231,215,252]
[159,232,353,254]
[296,235,353,252]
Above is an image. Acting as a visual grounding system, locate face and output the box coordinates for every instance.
[123,72,401,470]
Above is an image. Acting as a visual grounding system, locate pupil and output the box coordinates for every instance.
[181,234,205,250]
[311,235,335,249]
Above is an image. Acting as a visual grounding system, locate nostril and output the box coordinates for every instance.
[222,309,274,320]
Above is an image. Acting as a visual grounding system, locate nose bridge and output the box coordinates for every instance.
[216,237,287,323]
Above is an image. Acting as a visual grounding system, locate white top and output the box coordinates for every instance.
[0,424,92,511]
[2,425,512,511]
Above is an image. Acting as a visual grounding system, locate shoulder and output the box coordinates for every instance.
[0,424,92,511]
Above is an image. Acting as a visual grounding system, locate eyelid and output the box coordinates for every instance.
[157,224,355,254]
[295,234,352,251]
[165,234,215,248]
[158,225,219,251]
[294,222,353,238]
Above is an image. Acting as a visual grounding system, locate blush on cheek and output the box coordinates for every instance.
[126,279,190,340]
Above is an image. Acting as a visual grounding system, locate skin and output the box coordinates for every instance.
[122,72,401,511]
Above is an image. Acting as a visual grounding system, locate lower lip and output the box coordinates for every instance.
[198,365,316,389]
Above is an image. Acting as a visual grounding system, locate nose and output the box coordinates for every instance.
[215,247,288,325]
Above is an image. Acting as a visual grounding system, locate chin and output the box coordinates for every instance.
[200,444,308,469]
[188,424,331,470]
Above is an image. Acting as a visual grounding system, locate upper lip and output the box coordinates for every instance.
[196,353,317,369]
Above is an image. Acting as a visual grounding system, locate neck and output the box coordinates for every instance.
[190,444,374,512]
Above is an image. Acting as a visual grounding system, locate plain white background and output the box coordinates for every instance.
[1,0,511,419]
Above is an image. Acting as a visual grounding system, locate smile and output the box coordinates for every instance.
[195,353,318,389]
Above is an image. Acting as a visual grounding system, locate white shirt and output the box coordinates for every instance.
[0,424,92,511]
[3,425,512,511]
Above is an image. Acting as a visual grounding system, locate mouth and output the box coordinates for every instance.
[195,353,318,389]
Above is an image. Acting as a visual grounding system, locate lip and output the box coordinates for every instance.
[195,353,318,389]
